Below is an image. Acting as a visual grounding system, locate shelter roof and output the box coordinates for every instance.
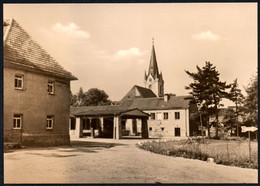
[3,18,77,80]
[70,105,149,118]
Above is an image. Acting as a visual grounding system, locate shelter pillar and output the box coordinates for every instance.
[76,117,83,138]
[99,117,104,137]
[79,117,83,138]
[132,119,137,136]
[113,115,122,140]
[141,118,149,139]
[90,118,95,138]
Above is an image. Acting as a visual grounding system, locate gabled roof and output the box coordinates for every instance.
[120,95,193,110]
[121,85,157,101]
[3,18,77,80]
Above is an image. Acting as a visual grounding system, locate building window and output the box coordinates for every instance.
[150,113,155,120]
[70,118,76,130]
[149,127,153,131]
[13,114,22,129]
[14,75,23,89]
[157,113,162,120]
[161,127,164,131]
[175,112,180,120]
[48,81,55,94]
[163,112,168,120]
[47,116,54,129]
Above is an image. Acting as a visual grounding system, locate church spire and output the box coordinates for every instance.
[148,38,159,79]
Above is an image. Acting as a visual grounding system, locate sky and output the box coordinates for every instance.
[3,3,257,106]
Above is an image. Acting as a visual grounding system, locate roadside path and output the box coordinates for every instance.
[4,138,258,183]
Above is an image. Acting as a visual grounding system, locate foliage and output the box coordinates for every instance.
[185,61,231,138]
[229,79,244,107]
[138,139,258,169]
[70,87,112,106]
[223,108,237,135]
[242,74,258,126]
[227,79,244,136]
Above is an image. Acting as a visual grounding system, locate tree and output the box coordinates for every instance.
[70,87,112,107]
[185,61,231,138]
[70,90,78,107]
[243,74,258,126]
[83,88,111,106]
[223,107,237,136]
[228,79,244,136]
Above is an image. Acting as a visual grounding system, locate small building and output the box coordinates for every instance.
[70,106,150,139]
[3,18,77,146]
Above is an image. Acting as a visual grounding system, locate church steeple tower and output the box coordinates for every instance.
[144,39,164,97]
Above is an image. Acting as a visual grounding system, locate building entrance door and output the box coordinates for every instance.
[175,127,180,136]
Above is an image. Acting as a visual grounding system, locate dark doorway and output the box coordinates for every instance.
[175,127,181,136]
[102,117,114,138]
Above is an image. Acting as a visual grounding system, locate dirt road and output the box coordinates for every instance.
[4,138,258,183]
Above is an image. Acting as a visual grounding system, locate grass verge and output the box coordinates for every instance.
[137,138,258,169]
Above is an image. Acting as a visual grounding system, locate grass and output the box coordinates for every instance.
[137,138,258,169]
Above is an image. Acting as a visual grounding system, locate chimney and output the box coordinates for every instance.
[164,94,170,102]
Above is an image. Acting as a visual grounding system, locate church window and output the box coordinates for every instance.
[149,84,152,89]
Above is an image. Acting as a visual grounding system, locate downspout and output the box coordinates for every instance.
[185,109,187,137]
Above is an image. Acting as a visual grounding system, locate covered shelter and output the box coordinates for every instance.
[70,106,150,140]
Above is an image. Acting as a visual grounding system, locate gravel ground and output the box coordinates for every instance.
[4,138,258,184]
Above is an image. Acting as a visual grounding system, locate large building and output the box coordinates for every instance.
[4,18,77,146]
[70,42,199,139]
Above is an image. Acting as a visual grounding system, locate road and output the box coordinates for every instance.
[4,138,258,183]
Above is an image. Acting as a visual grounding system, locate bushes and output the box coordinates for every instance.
[137,138,258,169]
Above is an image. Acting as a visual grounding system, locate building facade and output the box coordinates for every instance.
[4,18,77,146]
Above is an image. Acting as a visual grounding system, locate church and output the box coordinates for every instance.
[69,42,199,139]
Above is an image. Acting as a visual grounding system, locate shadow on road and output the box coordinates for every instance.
[5,140,128,155]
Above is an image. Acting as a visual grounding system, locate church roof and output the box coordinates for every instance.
[120,85,157,101]
[120,95,193,110]
[3,18,77,80]
[147,44,160,79]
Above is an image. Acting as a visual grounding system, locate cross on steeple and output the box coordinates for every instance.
[152,37,154,45]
